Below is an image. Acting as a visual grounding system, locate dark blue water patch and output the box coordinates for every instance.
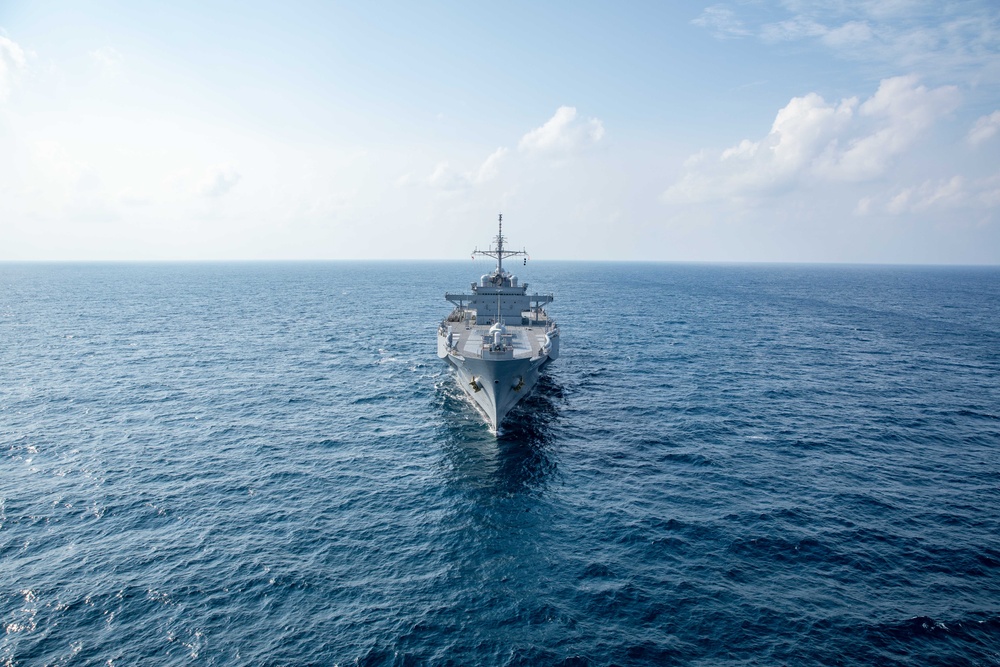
[2,261,1000,665]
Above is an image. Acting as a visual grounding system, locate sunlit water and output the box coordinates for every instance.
[2,262,999,665]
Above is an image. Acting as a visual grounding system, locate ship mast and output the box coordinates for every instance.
[473,213,528,275]
[471,213,529,328]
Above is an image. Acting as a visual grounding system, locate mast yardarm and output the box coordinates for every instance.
[473,213,528,274]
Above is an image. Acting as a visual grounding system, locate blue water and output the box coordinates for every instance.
[2,261,999,666]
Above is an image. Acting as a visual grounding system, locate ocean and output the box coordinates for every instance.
[2,261,999,666]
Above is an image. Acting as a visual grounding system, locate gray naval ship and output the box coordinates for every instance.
[437,215,559,431]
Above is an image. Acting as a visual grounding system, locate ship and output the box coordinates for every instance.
[437,214,559,431]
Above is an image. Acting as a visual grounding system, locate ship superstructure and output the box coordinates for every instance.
[437,214,559,431]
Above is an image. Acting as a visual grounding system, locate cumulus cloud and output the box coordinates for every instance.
[854,173,1000,217]
[518,106,604,154]
[857,173,1000,216]
[426,162,469,191]
[968,110,1000,146]
[420,106,606,192]
[664,76,959,204]
[424,147,509,191]
[473,147,508,184]
[886,176,965,214]
[0,35,27,101]
[423,106,603,191]
[818,75,959,180]
[198,164,241,197]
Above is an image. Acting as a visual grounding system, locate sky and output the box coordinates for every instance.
[1,1,999,263]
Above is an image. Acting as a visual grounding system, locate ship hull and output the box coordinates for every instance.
[445,350,550,431]
[439,215,557,431]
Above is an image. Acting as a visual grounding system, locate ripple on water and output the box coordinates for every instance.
[2,262,999,665]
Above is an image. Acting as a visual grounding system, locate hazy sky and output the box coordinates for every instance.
[2,1,999,262]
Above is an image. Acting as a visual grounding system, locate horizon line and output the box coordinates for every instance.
[2,258,999,268]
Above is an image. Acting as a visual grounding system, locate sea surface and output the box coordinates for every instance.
[2,261,999,666]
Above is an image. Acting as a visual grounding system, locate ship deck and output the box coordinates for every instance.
[445,322,553,360]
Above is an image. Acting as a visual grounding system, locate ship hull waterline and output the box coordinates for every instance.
[444,352,550,431]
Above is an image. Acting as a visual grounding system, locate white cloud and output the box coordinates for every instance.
[968,110,1000,146]
[664,76,959,204]
[90,46,124,78]
[518,106,604,154]
[855,195,874,215]
[0,35,27,101]
[821,21,874,48]
[692,6,751,39]
[761,16,828,43]
[770,92,858,175]
[426,161,469,191]
[857,173,1000,216]
[473,147,508,184]
[696,2,1000,82]
[425,147,509,191]
[887,177,964,214]
[760,13,880,47]
[424,106,603,193]
[198,164,241,197]
[818,75,959,180]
